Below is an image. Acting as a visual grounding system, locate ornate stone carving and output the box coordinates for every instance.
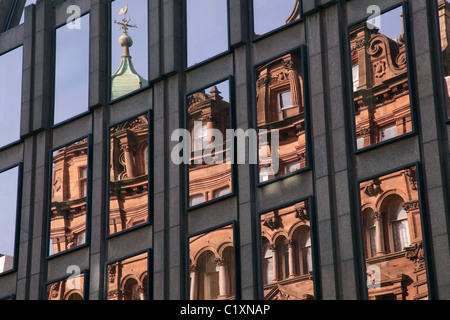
[373,60,386,78]
[263,211,282,230]
[108,265,116,283]
[405,241,425,271]
[405,167,417,190]
[363,179,382,197]
[295,203,309,222]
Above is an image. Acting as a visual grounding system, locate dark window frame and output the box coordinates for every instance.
[256,196,321,300]
[0,163,23,278]
[43,269,90,300]
[250,0,304,42]
[108,0,152,104]
[184,76,237,211]
[345,2,419,154]
[185,221,240,300]
[103,249,152,300]
[252,45,312,187]
[354,162,437,300]
[46,135,93,259]
[0,44,24,151]
[51,10,91,128]
[183,0,231,72]
[106,110,153,239]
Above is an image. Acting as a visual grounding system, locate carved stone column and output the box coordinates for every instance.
[189,265,198,300]
[215,258,229,298]
[137,285,145,300]
[287,239,297,277]
[283,56,302,110]
[374,211,386,255]
[121,143,136,178]
[270,244,279,282]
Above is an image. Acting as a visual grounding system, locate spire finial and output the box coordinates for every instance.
[114,4,137,57]
[115,4,137,35]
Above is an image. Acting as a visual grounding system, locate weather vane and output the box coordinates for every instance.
[114,4,137,34]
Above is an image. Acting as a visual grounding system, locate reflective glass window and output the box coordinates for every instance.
[106,252,149,300]
[48,137,90,256]
[110,0,148,100]
[359,166,429,300]
[437,0,450,119]
[186,0,229,67]
[186,80,232,208]
[53,14,90,125]
[0,46,23,148]
[253,0,300,37]
[189,225,235,300]
[0,166,20,275]
[260,200,315,300]
[349,6,413,150]
[255,48,308,183]
[45,273,85,300]
[108,113,150,236]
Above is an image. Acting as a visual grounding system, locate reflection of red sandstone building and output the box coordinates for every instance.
[360,167,428,300]
[438,0,450,115]
[107,252,149,300]
[255,49,306,182]
[109,114,149,234]
[50,138,89,255]
[189,225,235,300]
[260,201,314,300]
[350,10,412,149]
[46,274,85,300]
[187,85,232,206]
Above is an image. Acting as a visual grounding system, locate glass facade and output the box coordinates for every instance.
[110,0,149,100]
[0,46,23,149]
[45,273,86,300]
[48,137,90,257]
[437,0,450,119]
[188,224,236,300]
[186,79,232,208]
[349,5,413,150]
[253,0,300,37]
[255,48,308,183]
[106,252,149,300]
[359,166,429,300]
[0,166,20,275]
[260,200,314,300]
[108,113,150,235]
[53,14,90,125]
[186,0,229,67]
[0,0,449,303]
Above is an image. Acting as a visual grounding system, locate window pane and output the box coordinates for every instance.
[189,225,235,300]
[106,252,149,300]
[187,80,232,207]
[350,6,413,150]
[186,0,228,67]
[256,48,307,183]
[0,166,20,274]
[108,114,149,235]
[0,46,23,148]
[359,166,429,300]
[49,138,89,256]
[253,0,300,36]
[260,200,315,300]
[46,274,85,300]
[111,0,148,100]
[437,0,450,119]
[53,14,90,125]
